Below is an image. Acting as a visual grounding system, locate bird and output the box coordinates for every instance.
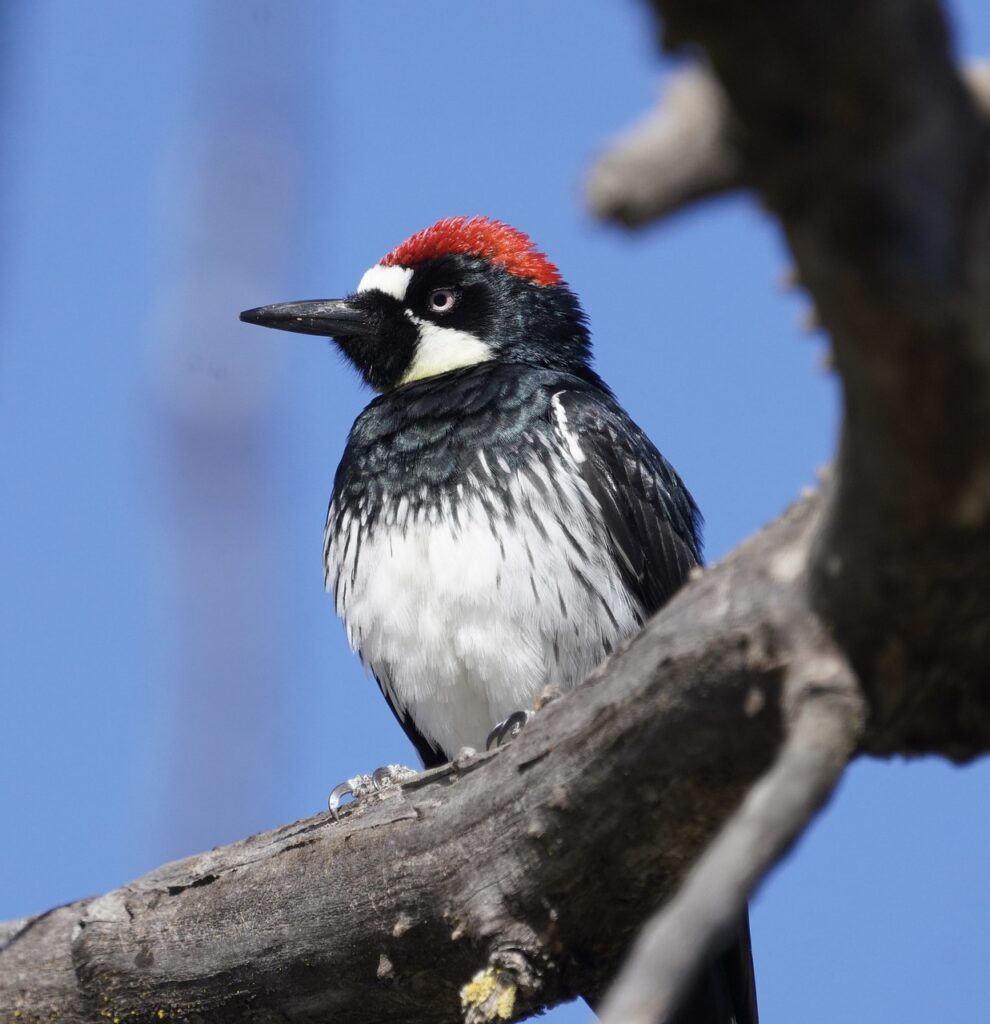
[240,215,757,1024]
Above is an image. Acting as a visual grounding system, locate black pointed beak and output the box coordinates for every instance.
[239,298,378,338]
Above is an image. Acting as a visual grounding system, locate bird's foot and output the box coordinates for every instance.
[485,710,532,751]
[328,764,419,820]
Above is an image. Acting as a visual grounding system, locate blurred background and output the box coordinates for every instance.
[1,3,988,1021]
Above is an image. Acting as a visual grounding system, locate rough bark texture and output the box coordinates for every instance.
[1,498,814,1023]
[4,1,989,1022]
[651,0,990,760]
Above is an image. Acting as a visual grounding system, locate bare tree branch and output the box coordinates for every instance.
[588,60,990,228]
[0,497,816,1023]
[587,65,740,226]
[4,2,990,1022]
[589,0,990,1017]
[598,639,865,1024]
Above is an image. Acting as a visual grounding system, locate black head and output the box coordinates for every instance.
[240,217,597,392]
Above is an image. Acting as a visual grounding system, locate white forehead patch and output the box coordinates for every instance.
[400,315,494,386]
[357,263,414,301]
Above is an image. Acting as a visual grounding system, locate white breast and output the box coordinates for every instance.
[326,452,641,758]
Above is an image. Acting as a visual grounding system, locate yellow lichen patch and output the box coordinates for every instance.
[460,967,517,1022]
[495,983,516,1020]
[85,999,171,1024]
[461,968,497,1007]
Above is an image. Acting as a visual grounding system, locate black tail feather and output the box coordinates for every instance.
[669,912,758,1024]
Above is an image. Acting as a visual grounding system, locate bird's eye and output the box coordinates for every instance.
[426,288,459,314]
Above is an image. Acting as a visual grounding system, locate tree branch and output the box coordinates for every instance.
[591,0,990,1018]
[586,64,740,226]
[5,2,990,1021]
[588,61,990,228]
[1,497,816,1023]
[598,638,865,1024]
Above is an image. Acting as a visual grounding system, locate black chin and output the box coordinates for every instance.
[335,321,418,392]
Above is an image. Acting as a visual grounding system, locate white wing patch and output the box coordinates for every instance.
[551,391,586,464]
[357,263,413,301]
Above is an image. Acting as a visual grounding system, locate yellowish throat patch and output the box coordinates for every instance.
[399,319,494,386]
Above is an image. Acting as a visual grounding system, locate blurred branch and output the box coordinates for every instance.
[599,645,864,1024]
[589,60,990,226]
[146,0,314,858]
[4,1,990,1022]
[593,0,990,1020]
[587,65,740,226]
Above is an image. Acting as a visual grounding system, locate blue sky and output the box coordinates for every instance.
[1,3,987,1022]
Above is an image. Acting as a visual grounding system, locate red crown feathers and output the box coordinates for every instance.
[381,216,562,287]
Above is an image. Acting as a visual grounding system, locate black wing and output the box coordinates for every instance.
[554,389,758,1024]
[553,388,702,616]
[373,671,448,769]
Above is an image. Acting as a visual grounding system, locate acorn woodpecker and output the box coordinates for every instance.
[240,216,757,1024]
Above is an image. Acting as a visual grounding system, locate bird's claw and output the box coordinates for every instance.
[485,710,532,751]
[328,764,418,820]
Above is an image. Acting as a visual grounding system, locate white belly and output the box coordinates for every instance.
[326,458,642,757]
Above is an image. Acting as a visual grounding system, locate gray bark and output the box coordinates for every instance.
[0,499,807,1022]
[3,1,989,1022]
